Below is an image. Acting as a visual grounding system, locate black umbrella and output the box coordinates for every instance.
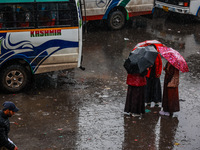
[124,46,158,74]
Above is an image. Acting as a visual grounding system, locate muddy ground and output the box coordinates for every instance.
[1,14,200,150]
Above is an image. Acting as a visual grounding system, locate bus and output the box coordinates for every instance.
[0,0,83,93]
[154,0,200,20]
[80,0,154,30]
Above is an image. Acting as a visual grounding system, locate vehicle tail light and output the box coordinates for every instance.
[184,2,188,7]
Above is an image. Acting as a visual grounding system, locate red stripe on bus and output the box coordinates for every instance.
[82,15,104,21]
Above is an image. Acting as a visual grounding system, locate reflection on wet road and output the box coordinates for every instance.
[1,14,200,150]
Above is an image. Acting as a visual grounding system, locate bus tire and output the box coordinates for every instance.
[108,10,125,30]
[0,64,30,93]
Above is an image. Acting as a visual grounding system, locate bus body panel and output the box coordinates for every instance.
[82,0,154,21]
[76,0,83,68]
[103,1,121,20]
[126,0,154,12]
[155,0,200,16]
[0,27,80,74]
[126,0,154,17]
[155,1,190,14]
[81,0,108,19]
[190,0,200,16]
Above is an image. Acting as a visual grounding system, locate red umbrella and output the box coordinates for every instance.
[132,40,165,51]
[158,46,189,73]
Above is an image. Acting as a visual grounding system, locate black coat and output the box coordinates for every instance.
[0,111,15,150]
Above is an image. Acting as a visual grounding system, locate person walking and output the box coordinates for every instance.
[145,52,162,107]
[0,101,19,150]
[124,70,148,117]
[159,62,180,116]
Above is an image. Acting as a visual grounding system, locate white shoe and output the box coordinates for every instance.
[159,111,170,116]
[132,113,140,117]
[124,112,130,115]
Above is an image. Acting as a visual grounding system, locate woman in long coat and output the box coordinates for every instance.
[159,62,180,116]
[124,71,147,117]
[145,53,162,106]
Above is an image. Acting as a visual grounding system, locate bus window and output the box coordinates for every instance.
[0,4,34,29]
[0,5,14,28]
[0,12,3,28]
[37,3,57,27]
[58,2,78,26]
[16,4,34,28]
[37,2,78,27]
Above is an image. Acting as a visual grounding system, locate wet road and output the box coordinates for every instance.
[1,14,200,150]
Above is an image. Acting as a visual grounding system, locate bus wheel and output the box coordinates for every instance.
[108,10,125,30]
[0,65,30,93]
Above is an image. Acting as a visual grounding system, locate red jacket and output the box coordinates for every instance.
[146,43,163,78]
[126,74,147,86]
[146,53,162,78]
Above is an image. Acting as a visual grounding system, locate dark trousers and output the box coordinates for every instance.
[145,77,162,103]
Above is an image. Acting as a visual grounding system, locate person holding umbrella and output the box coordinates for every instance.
[159,61,180,116]
[158,46,189,116]
[130,40,165,107]
[124,68,149,117]
[145,51,162,107]
[124,46,158,117]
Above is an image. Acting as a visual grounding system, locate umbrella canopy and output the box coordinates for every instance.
[124,46,158,74]
[132,40,165,51]
[158,46,189,73]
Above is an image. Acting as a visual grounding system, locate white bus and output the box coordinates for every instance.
[81,0,154,30]
[155,0,200,20]
[0,0,83,92]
